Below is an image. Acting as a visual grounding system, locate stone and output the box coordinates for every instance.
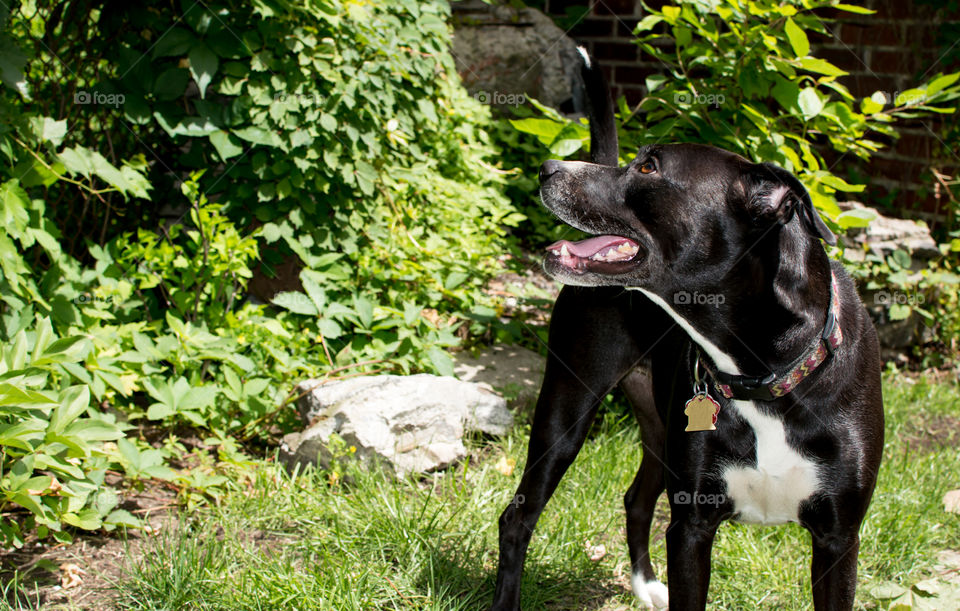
[839,201,939,262]
[453,344,546,410]
[450,1,582,110]
[279,374,512,477]
[944,489,960,514]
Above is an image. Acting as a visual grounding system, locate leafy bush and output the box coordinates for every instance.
[0,0,522,547]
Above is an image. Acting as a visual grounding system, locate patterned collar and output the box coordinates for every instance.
[699,273,843,402]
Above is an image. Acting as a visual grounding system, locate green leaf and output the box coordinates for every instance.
[834,3,876,14]
[799,58,848,77]
[271,291,318,316]
[234,126,281,147]
[353,295,374,329]
[861,92,885,114]
[444,271,469,290]
[47,386,90,435]
[152,27,196,58]
[153,68,190,101]
[509,117,566,146]
[798,87,823,120]
[62,509,102,531]
[209,130,244,160]
[104,509,141,529]
[63,419,124,443]
[319,113,337,131]
[0,35,29,97]
[188,42,218,98]
[0,179,30,231]
[427,347,454,377]
[836,207,877,228]
[888,303,911,322]
[549,138,583,157]
[927,73,960,96]
[784,18,809,57]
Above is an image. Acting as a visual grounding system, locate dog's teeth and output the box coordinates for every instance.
[560,244,570,258]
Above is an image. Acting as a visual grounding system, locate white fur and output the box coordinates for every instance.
[631,572,669,609]
[577,45,591,69]
[634,288,821,525]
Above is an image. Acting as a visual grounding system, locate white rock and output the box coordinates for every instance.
[280,375,512,477]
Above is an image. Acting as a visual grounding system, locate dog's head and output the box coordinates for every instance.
[539,144,835,292]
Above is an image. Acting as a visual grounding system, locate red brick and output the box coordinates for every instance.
[572,17,615,38]
[617,17,641,37]
[819,47,864,73]
[614,65,658,86]
[868,157,927,183]
[617,85,645,106]
[593,0,639,16]
[593,41,639,61]
[546,0,591,15]
[871,49,911,74]
[894,132,934,158]
[847,73,891,98]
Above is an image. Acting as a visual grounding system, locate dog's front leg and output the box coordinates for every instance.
[489,287,646,611]
[810,527,860,610]
[665,510,721,609]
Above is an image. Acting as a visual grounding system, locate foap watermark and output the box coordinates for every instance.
[474,90,527,107]
[674,290,725,307]
[874,290,925,306]
[74,90,125,108]
[274,92,324,105]
[74,294,121,306]
[508,493,525,508]
[873,90,927,107]
[673,491,726,507]
[674,91,725,108]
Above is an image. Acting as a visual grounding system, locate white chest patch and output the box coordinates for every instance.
[634,289,822,525]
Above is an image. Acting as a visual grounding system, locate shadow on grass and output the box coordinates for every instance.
[414,541,626,611]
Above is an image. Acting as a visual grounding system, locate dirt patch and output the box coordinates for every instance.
[903,413,960,454]
[0,482,178,610]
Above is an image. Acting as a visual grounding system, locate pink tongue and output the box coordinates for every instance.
[548,235,635,257]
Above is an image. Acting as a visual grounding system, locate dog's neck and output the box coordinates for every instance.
[637,226,833,378]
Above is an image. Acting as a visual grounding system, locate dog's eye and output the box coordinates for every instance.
[639,160,657,174]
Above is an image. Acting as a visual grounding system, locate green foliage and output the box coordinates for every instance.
[0,318,136,548]
[510,0,960,232]
[118,173,258,325]
[0,0,521,548]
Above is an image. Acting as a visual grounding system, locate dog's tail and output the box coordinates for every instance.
[577,46,618,166]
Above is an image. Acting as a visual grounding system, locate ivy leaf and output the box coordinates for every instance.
[153,68,190,101]
[0,35,28,97]
[0,179,30,231]
[188,42,218,99]
[152,27,196,58]
[209,130,243,160]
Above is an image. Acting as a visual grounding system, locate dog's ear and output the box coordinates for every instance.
[741,162,836,245]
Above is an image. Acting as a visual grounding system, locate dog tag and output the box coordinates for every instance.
[684,392,721,432]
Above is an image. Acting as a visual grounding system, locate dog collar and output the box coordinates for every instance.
[700,273,843,402]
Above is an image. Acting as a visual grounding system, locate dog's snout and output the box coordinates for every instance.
[539,160,563,183]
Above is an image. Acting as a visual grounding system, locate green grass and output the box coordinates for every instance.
[109,377,960,610]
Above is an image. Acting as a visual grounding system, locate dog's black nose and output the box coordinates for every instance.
[539,160,562,183]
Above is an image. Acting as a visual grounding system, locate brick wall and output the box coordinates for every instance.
[546,0,960,217]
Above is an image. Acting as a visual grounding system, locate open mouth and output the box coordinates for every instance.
[545,235,643,273]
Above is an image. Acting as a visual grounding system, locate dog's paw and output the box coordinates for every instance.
[631,573,669,609]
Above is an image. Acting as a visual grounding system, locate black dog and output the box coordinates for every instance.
[490,50,884,610]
